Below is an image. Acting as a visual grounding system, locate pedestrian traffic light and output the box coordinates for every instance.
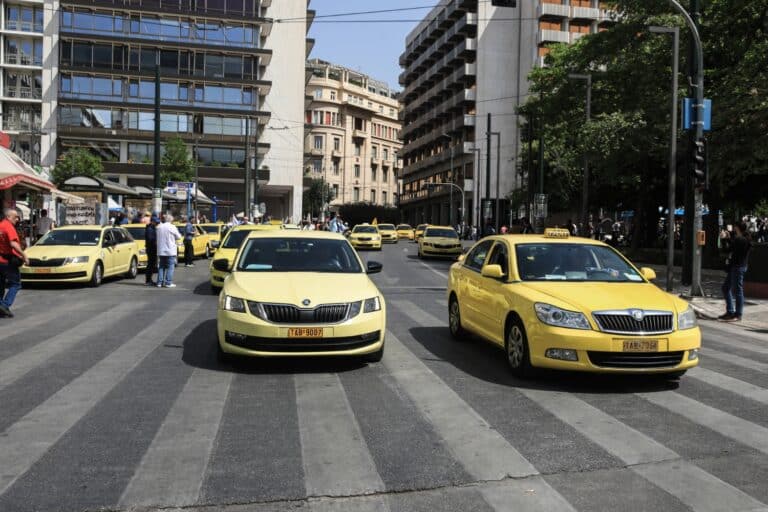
[693,138,707,187]
[491,0,517,6]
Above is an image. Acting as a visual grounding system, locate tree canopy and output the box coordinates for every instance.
[160,136,195,186]
[50,148,103,186]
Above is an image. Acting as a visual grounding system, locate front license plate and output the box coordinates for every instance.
[34,268,52,274]
[288,327,323,338]
[622,339,659,352]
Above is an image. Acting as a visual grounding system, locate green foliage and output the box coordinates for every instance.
[51,148,103,186]
[160,136,194,185]
[302,178,334,217]
[338,203,400,227]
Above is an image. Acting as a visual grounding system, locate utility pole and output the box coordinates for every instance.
[253,117,260,220]
[568,73,592,235]
[152,59,162,215]
[490,132,501,232]
[485,114,492,228]
[244,117,251,219]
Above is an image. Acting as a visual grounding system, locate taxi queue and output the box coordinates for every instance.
[19,221,701,379]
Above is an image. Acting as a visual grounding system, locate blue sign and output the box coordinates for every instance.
[683,98,712,131]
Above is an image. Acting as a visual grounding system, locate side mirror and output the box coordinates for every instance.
[366,261,383,274]
[212,259,231,272]
[481,264,505,279]
[640,267,657,281]
[457,254,466,263]
[102,240,115,248]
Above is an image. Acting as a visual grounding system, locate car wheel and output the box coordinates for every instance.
[417,249,423,259]
[448,295,467,340]
[204,245,211,259]
[125,257,138,279]
[505,317,534,377]
[364,343,384,363]
[90,261,103,288]
[211,284,221,295]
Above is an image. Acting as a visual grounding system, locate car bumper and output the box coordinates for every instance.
[138,254,148,268]
[351,241,382,249]
[217,309,385,357]
[421,247,462,257]
[381,235,398,243]
[526,324,701,374]
[21,264,91,283]
[397,233,414,240]
[210,268,228,288]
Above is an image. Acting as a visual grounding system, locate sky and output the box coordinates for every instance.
[307,1,435,90]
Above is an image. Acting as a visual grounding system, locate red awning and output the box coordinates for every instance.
[0,173,55,191]
[0,145,56,191]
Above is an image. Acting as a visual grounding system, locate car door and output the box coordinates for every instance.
[116,228,135,270]
[110,229,131,272]
[474,241,512,345]
[100,230,118,275]
[458,239,494,332]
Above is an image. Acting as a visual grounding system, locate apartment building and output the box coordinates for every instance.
[399,0,614,227]
[304,58,402,210]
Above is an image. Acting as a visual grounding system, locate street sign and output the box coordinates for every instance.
[534,194,548,219]
[683,98,712,131]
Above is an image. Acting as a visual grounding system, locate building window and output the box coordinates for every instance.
[354,144,361,156]
[312,111,322,124]
[382,191,387,205]
[330,91,336,100]
[333,137,340,151]
[370,190,376,203]
[332,159,339,175]
[383,148,389,161]
[382,168,388,182]
[353,187,360,202]
[354,164,360,178]
[371,145,378,159]
[312,160,322,174]
[371,167,377,181]
[332,184,339,199]
[314,89,322,99]
[313,135,323,150]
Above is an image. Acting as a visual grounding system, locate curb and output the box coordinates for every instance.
[690,302,719,320]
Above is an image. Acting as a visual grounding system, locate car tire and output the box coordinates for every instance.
[364,344,384,363]
[448,295,468,341]
[505,317,534,378]
[204,245,211,259]
[211,285,221,295]
[90,261,103,288]
[125,257,138,279]
[417,249,423,259]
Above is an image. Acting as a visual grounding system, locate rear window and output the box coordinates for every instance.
[378,224,395,230]
[424,228,458,238]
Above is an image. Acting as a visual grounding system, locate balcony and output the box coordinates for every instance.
[4,53,42,67]
[538,29,570,45]
[331,149,342,158]
[370,156,381,165]
[3,119,42,132]
[308,148,323,157]
[4,20,43,33]
[570,32,589,43]
[572,6,600,20]
[600,9,620,22]
[538,2,570,18]
[3,87,42,100]
[353,129,368,139]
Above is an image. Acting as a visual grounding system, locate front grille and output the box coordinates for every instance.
[434,244,460,249]
[253,303,350,324]
[593,311,673,334]
[225,330,381,352]
[357,237,372,241]
[588,351,684,369]
[27,258,65,267]
[21,271,87,280]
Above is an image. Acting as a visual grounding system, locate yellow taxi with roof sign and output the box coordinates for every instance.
[199,223,226,248]
[417,225,463,259]
[396,224,415,240]
[414,224,429,241]
[349,224,382,250]
[209,224,282,291]
[446,228,701,378]
[376,224,398,243]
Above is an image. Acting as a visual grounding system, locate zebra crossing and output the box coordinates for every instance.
[0,284,767,511]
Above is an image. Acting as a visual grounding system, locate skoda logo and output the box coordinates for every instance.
[41,256,48,260]
[629,309,645,322]
[302,299,311,306]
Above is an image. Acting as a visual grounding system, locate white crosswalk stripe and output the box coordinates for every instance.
[118,368,233,508]
[0,303,146,391]
[701,347,768,372]
[688,367,768,405]
[0,305,199,496]
[0,301,83,342]
[296,373,386,497]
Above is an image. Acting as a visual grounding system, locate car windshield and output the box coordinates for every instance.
[236,238,362,273]
[425,228,458,238]
[378,224,395,230]
[353,226,378,234]
[36,230,101,246]
[125,227,146,240]
[397,225,412,230]
[222,230,251,249]
[417,224,427,230]
[515,243,643,282]
[200,225,220,234]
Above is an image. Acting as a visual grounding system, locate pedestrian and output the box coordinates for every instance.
[35,209,54,241]
[144,214,159,286]
[182,216,195,267]
[483,219,495,237]
[566,219,578,236]
[0,208,30,317]
[156,214,181,288]
[719,221,752,322]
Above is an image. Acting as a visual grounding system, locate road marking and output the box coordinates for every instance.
[295,373,385,497]
[0,303,145,391]
[118,368,233,508]
[480,478,577,512]
[0,305,199,496]
[391,300,443,327]
[702,348,768,372]
[436,298,448,308]
[688,367,768,405]
[704,330,768,356]
[638,391,768,456]
[0,301,83,341]
[383,331,538,480]
[418,260,449,280]
[310,495,390,512]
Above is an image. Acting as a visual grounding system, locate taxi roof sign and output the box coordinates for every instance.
[544,228,570,239]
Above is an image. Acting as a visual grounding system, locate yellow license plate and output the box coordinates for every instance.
[288,328,323,338]
[622,339,659,352]
[34,268,52,274]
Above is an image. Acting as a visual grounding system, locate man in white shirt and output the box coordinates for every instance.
[155,214,181,288]
[35,209,54,240]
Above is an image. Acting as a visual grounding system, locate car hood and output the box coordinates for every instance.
[213,247,238,264]
[26,245,98,259]
[521,282,683,313]
[423,237,460,244]
[351,233,378,238]
[226,272,380,305]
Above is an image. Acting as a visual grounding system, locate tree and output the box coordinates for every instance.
[302,178,334,218]
[50,148,104,186]
[160,136,194,186]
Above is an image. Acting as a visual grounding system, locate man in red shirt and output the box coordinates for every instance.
[0,207,29,317]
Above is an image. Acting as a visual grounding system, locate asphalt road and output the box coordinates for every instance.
[1,240,768,512]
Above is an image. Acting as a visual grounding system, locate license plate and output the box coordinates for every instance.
[622,339,659,352]
[34,268,52,274]
[288,327,323,338]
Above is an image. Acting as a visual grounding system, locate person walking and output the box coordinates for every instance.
[156,214,181,288]
[182,216,195,267]
[35,209,54,241]
[719,221,752,322]
[0,208,30,317]
[144,214,159,286]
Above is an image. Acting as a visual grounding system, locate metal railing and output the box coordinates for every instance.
[4,87,42,100]
[5,20,43,32]
[4,53,42,66]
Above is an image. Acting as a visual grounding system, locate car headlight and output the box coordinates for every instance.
[423,242,433,247]
[63,256,90,265]
[348,301,362,318]
[678,306,697,330]
[373,236,380,241]
[246,301,268,321]
[363,297,381,313]
[220,295,246,313]
[534,303,591,330]
[139,248,147,255]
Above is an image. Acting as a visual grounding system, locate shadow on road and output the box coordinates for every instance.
[407,326,680,394]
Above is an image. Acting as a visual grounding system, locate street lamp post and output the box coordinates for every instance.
[489,131,501,232]
[440,133,454,227]
[469,147,481,230]
[568,73,592,236]
[650,25,680,292]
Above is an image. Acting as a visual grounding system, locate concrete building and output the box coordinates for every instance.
[12,0,313,220]
[398,0,614,228]
[304,58,402,213]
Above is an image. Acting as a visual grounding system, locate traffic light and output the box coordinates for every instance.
[693,138,707,187]
[491,0,517,6]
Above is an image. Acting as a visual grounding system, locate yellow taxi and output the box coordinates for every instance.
[209,224,282,291]
[377,224,398,243]
[21,225,140,287]
[447,229,701,378]
[124,223,150,268]
[216,230,386,362]
[417,225,462,259]
[174,223,213,259]
[198,223,226,248]
[396,224,415,240]
[349,224,382,250]
[414,224,429,242]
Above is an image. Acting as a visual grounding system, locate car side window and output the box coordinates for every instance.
[464,240,493,271]
[102,230,115,247]
[486,243,509,276]
[113,229,128,244]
